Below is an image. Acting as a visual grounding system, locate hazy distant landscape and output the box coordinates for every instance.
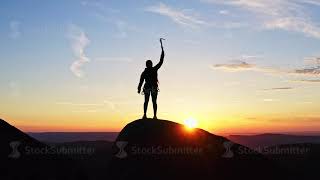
[28,131,320,154]
[28,131,320,147]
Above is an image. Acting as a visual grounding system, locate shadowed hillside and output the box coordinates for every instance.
[3,118,318,179]
[228,134,320,179]
[108,119,282,180]
[0,119,87,180]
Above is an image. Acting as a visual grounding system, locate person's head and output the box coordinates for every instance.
[146,60,153,68]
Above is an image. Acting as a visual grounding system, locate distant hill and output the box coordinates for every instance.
[228,133,320,148]
[0,119,87,180]
[28,132,119,143]
[108,119,281,180]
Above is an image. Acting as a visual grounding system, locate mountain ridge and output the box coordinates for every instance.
[0,118,87,180]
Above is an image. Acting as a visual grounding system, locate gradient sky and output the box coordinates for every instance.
[1,0,320,134]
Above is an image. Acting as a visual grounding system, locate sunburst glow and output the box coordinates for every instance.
[184,117,198,130]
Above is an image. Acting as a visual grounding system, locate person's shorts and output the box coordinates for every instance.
[142,86,159,95]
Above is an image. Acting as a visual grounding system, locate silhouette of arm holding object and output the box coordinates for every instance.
[154,38,165,70]
[137,38,165,119]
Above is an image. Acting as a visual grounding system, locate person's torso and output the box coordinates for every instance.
[143,68,158,87]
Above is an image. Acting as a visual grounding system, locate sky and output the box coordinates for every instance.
[1,0,320,134]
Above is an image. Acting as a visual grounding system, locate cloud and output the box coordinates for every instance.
[212,57,320,76]
[9,20,21,39]
[212,61,255,71]
[146,2,208,28]
[293,56,320,76]
[202,0,320,39]
[211,60,285,75]
[304,56,320,65]
[292,79,320,83]
[301,0,320,6]
[263,87,293,91]
[68,24,90,78]
[294,66,320,75]
[264,17,320,39]
[145,2,248,29]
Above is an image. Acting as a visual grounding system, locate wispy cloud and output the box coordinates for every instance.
[263,87,293,91]
[146,2,208,28]
[294,66,320,75]
[304,56,320,65]
[211,60,284,74]
[203,0,320,39]
[145,2,248,29]
[302,0,320,6]
[68,24,90,78]
[213,61,255,71]
[9,20,21,39]
[294,56,320,76]
[212,58,320,83]
[292,79,320,83]
[211,57,320,87]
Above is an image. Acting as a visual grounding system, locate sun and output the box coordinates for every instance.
[183,117,198,130]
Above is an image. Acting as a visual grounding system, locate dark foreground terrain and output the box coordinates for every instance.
[1,118,319,179]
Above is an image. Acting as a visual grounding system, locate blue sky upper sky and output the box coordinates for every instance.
[1,0,320,133]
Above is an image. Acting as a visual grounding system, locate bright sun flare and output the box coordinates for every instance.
[183,118,198,130]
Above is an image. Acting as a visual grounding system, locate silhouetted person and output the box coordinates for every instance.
[138,38,165,119]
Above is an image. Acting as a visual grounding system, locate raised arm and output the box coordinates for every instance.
[137,72,145,94]
[154,38,165,70]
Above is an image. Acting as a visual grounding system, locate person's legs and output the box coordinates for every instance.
[143,91,150,118]
[151,91,158,119]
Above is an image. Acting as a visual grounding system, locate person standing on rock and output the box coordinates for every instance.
[138,38,165,119]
